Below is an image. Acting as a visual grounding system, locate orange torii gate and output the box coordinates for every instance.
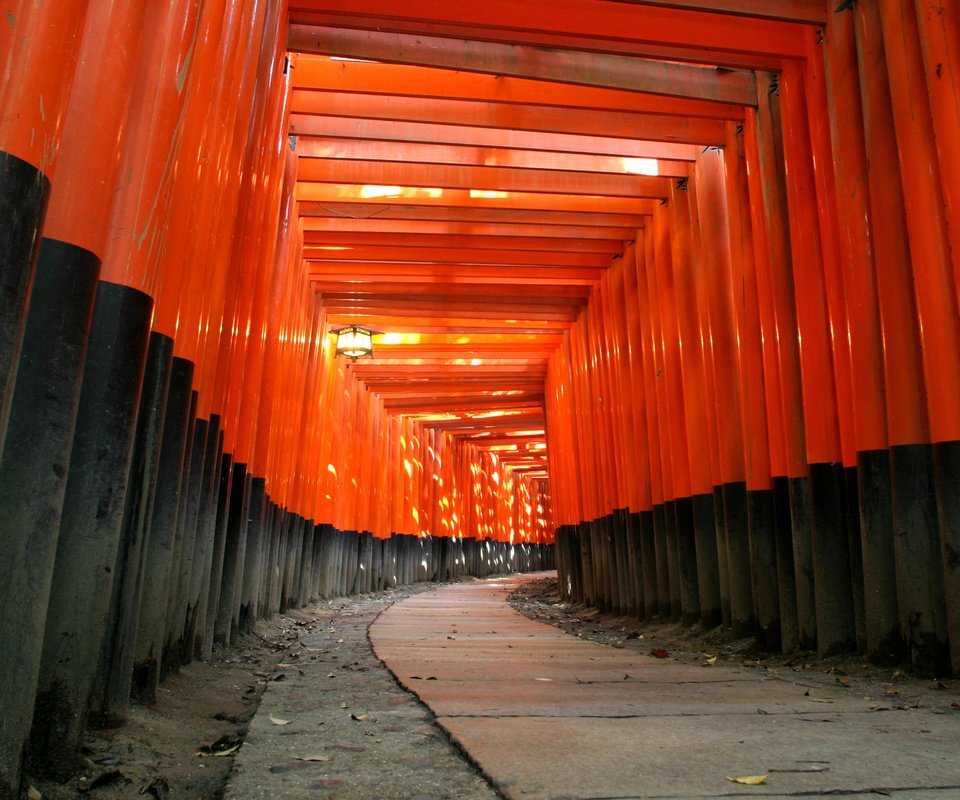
[1,1,959,798]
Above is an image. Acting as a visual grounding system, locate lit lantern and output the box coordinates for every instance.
[333,324,375,361]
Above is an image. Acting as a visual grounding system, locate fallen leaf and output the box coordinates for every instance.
[294,755,329,762]
[196,744,240,758]
[27,787,41,800]
[809,698,833,704]
[705,655,718,666]
[270,717,291,726]
[351,713,368,721]
[725,774,768,785]
[883,689,899,696]
[534,677,553,682]
[950,701,960,710]
[649,648,669,659]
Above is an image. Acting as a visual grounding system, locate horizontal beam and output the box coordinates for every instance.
[373,349,557,361]
[303,231,624,253]
[301,216,637,240]
[311,280,592,298]
[369,381,545,393]
[286,0,808,60]
[296,137,691,178]
[296,157,673,198]
[330,322,572,336]
[424,416,545,432]
[290,115,705,159]
[307,264,603,284]
[327,298,577,313]
[303,244,613,266]
[319,291,586,307]
[382,397,544,411]
[597,0,826,24]
[295,185,658,215]
[289,26,757,105]
[289,92,729,145]
[299,201,649,229]
[290,54,749,117]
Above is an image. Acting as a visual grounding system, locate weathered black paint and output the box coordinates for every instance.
[0,152,49,457]
[0,237,99,797]
[890,444,950,676]
[746,488,780,650]
[856,449,902,664]
[673,497,700,626]
[773,477,799,653]
[809,462,857,657]
[932,440,960,675]
[691,493,721,629]
[93,331,173,724]
[722,482,754,637]
[28,281,152,778]
[131,357,194,703]
[788,476,817,649]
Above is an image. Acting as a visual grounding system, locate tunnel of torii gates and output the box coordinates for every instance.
[0,0,959,795]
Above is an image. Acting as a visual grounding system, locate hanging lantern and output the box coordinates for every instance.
[333,324,375,361]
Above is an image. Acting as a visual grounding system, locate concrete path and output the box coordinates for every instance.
[371,574,960,799]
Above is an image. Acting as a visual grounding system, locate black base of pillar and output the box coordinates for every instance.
[723,482,754,638]
[0,150,50,457]
[0,237,100,795]
[809,462,857,658]
[890,444,950,676]
[933,440,960,675]
[28,281,152,778]
[747,487,780,651]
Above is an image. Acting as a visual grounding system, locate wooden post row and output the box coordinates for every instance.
[548,0,960,679]
[0,2,556,797]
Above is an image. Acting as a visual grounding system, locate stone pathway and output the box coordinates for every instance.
[370,575,960,799]
[223,589,499,799]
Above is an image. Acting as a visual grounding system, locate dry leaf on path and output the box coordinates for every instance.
[294,755,329,762]
[704,655,718,666]
[269,716,291,725]
[649,648,669,659]
[725,774,769,785]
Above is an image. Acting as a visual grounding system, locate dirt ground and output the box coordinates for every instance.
[507,576,960,714]
[24,573,960,800]
[25,612,300,800]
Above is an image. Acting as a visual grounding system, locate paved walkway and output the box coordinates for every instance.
[371,574,960,799]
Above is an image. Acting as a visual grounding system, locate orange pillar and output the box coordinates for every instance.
[0,0,90,455]
[0,0,155,789]
[877,0,957,675]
